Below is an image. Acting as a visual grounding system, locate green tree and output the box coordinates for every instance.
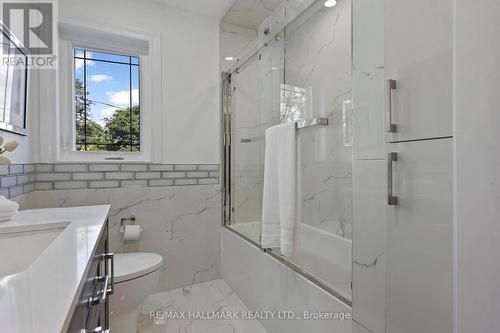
[75,79,106,150]
[104,105,140,151]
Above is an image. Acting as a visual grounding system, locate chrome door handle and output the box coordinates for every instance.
[386,79,397,133]
[388,152,398,205]
[101,253,114,295]
[88,275,109,306]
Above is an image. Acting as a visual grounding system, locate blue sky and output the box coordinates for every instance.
[75,51,139,126]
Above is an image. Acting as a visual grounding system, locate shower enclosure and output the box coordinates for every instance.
[222,0,353,303]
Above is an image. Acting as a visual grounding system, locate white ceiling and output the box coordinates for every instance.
[150,0,284,30]
[223,0,283,30]
[151,0,236,19]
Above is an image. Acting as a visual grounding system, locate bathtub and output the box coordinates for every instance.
[229,221,352,297]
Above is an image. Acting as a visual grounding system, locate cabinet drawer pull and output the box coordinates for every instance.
[386,79,397,133]
[100,253,114,295]
[88,275,109,306]
[388,152,398,205]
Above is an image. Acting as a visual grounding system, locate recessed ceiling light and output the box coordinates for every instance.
[225,57,235,61]
[324,0,337,7]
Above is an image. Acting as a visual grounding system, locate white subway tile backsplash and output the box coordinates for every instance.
[9,164,24,174]
[17,175,30,184]
[54,181,88,190]
[187,171,209,178]
[23,164,36,173]
[55,164,88,172]
[73,172,104,181]
[36,182,54,190]
[0,165,9,175]
[105,172,134,180]
[1,176,17,187]
[0,163,219,198]
[198,178,219,185]
[174,164,198,171]
[135,172,161,180]
[163,171,185,179]
[90,180,119,188]
[149,164,174,171]
[36,173,70,182]
[89,164,119,172]
[198,165,219,171]
[174,179,198,186]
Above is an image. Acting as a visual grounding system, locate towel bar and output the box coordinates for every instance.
[240,117,329,143]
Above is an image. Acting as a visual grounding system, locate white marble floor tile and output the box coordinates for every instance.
[138,279,268,333]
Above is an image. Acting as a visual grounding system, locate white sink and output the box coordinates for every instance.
[0,222,70,277]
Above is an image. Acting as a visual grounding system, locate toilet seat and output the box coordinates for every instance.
[114,252,163,283]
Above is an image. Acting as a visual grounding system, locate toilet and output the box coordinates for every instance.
[110,252,163,333]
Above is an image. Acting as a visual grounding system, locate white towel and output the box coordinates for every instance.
[261,122,296,257]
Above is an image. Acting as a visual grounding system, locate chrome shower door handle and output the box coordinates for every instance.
[388,152,398,205]
[386,79,397,133]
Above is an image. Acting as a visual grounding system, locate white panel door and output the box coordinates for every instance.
[386,138,452,333]
[385,0,452,142]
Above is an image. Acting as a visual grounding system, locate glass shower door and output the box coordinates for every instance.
[271,0,353,298]
[223,0,353,302]
[227,55,264,243]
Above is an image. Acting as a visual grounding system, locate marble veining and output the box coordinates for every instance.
[23,184,222,292]
[353,252,385,269]
[138,279,268,333]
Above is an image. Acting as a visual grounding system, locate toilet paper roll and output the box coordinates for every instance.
[123,225,142,241]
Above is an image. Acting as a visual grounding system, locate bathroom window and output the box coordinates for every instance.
[74,49,141,152]
[280,84,306,126]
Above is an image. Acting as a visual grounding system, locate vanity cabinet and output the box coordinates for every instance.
[68,220,112,333]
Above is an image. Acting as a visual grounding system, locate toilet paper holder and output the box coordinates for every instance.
[120,215,136,233]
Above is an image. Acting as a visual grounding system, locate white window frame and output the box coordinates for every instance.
[57,20,161,162]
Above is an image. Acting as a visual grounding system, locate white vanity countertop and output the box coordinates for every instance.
[0,205,111,333]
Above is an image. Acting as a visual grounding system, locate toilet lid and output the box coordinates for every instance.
[113,252,163,283]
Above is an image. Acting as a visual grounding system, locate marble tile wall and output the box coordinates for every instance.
[221,228,352,333]
[24,185,221,292]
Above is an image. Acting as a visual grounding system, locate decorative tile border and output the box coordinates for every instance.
[0,164,36,199]
[0,163,220,198]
